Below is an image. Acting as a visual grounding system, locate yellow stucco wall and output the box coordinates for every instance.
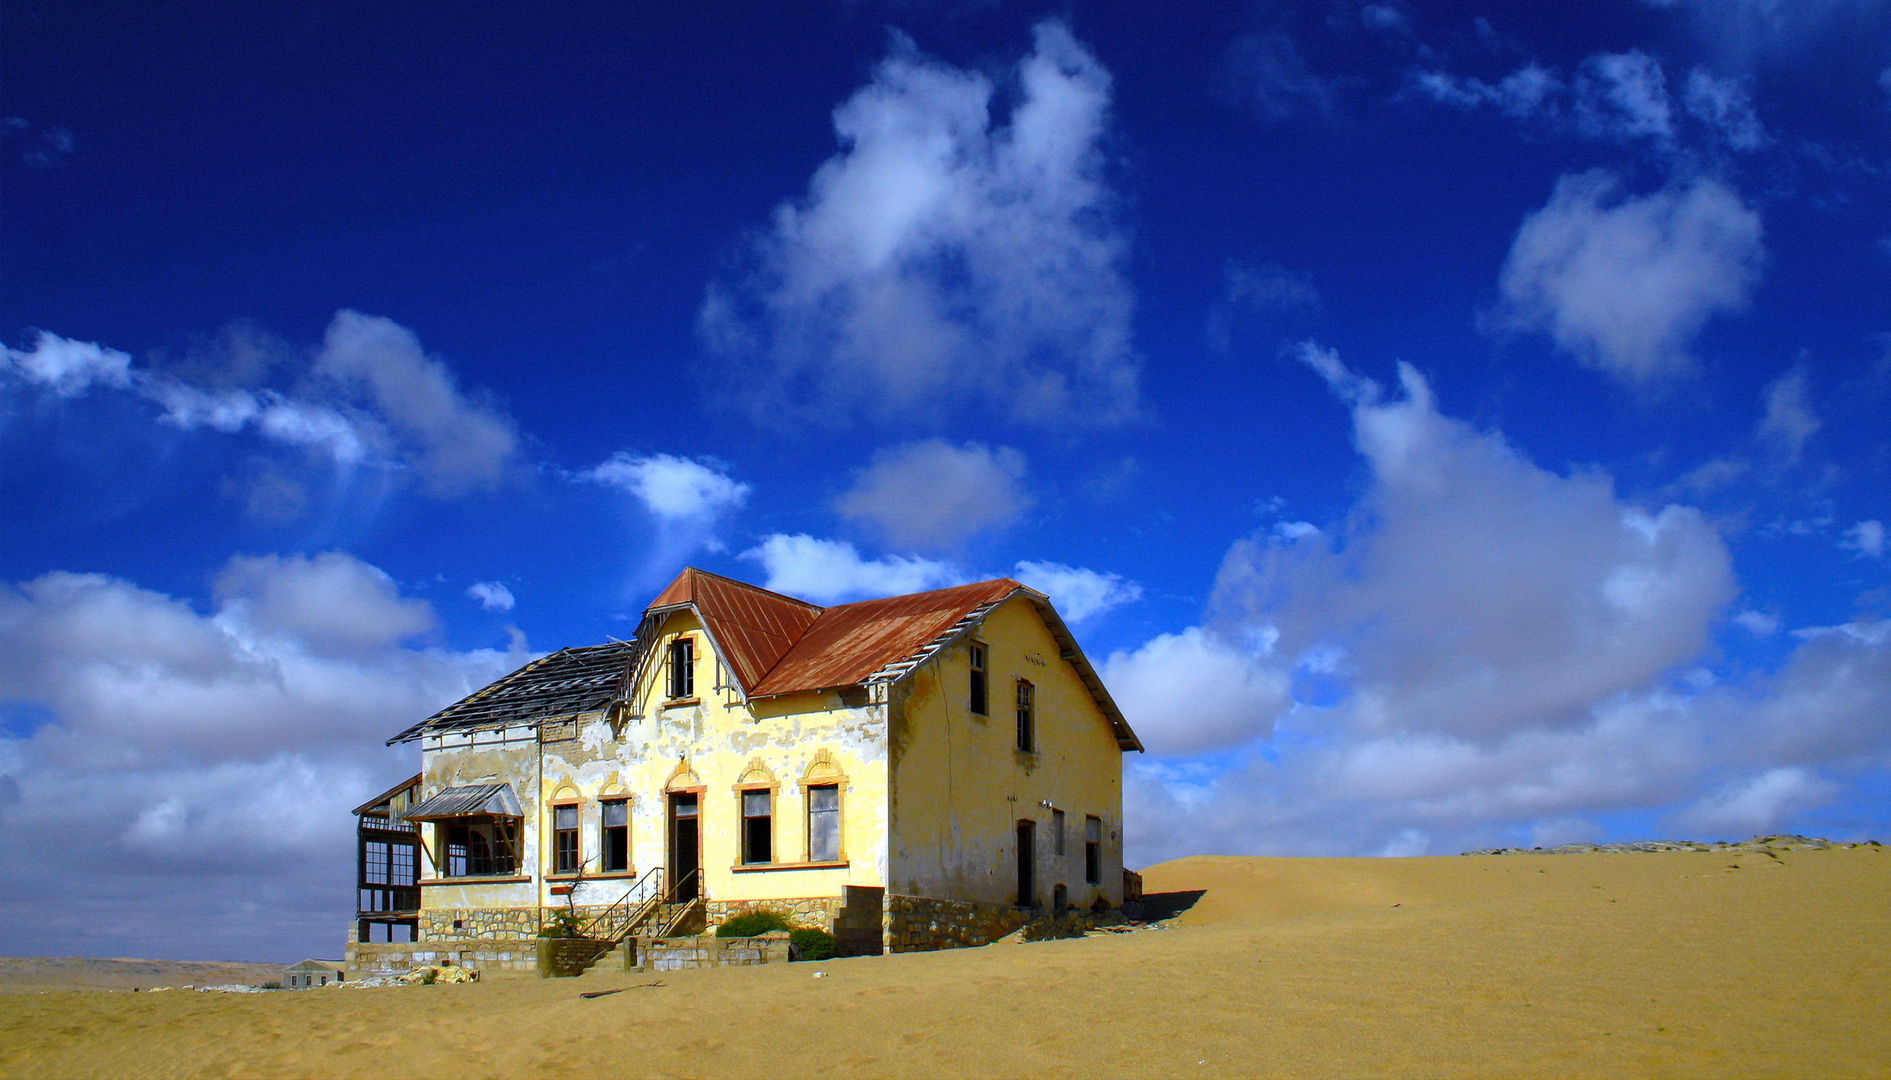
[886,596,1127,910]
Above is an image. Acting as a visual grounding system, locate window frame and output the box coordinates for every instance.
[599,798,630,873]
[551,802,581,875]
[805,782,842,864]
[738,785,774,866]
[667,636,696,700]
[1015,678,1035,752]
[968,641,988,716]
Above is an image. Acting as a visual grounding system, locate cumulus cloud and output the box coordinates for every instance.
[836,441,1030,550]
[0,555,531,959]
[1011,560,1141,624]
[311,311,520,496]
[741,534,962,605]
[1757,365,1820,463]
[1683,69,1767,151]
[3,313,522,501]
[1496,171,1764,389]
[1842,519,1885,558]
[466,581,516,612]
[584,452,750,523]
[1102,627,1289,755]
[1107,345,1891,864]
[700,21,1139,427]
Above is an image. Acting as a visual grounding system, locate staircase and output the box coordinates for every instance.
[568,870,704,977]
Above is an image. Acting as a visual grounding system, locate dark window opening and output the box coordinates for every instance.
[968,642,988,715]
[1016,819,1036,907]
[1085,816,1103,885]
[1053,883,1069,913]
[808,784,840,862]
[444,820,518,877]
[601,800,629,872]
[553,804,580,873]
[668,637,695,699]
[1052,808,1066,857]
[742,789,772,865]
[1015,679,1035,752]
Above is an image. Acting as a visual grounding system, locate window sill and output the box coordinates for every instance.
[545,870,638,881]
[423,875,531,885]
[661,697,700,709]
[730,860,849,873]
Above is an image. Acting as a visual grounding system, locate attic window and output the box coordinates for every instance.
[667,637,695,700]
[968,642,988,716]
[1015,679,1035,752]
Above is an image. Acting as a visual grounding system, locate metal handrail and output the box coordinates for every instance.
[576,866,665,942]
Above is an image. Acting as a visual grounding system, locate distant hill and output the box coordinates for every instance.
[0,956,287,992]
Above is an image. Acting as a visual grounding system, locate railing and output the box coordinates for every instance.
[653,868,703,937]
[575,866,665,943]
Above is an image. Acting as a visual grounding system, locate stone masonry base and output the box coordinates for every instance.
[884,894,1030,952]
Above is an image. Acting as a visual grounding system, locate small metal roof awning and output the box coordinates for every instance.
[401,784,522,822]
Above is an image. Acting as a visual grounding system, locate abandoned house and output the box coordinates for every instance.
[347,567,1141,973]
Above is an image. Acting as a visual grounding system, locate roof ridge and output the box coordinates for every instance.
[653,566,825,615]
[819,576,1029,613]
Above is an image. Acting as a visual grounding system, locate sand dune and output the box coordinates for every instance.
[0,957,281,994]
[1,847,1884,1078]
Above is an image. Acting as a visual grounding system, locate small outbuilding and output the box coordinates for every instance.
[283,959,348,989]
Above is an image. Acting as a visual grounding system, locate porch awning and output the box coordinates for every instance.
[401,783,522,822]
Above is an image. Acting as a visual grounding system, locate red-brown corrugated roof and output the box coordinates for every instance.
[749,578,1023,697]
[645,568,823,691]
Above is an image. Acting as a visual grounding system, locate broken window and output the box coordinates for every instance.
[1085,816,1103,885]
[968,642,988,715]
[807,784,840,862]
[601,799,629,872]
[444,820,518,877]
[553,804,580,873]
[741,788,772,864]
[1053,808,1066,857]
[668,637,695,699]
[1015,679,1035,752]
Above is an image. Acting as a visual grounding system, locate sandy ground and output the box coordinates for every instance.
[0,847,1884,1079]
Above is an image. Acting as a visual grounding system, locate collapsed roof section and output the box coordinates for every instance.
[390,567,1142,752]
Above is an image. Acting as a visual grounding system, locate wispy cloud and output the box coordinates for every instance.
[836,441,1030,550]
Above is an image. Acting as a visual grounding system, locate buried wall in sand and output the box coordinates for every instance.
[350,567,1142,976]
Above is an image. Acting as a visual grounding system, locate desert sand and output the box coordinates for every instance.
[1,846,1884,1078]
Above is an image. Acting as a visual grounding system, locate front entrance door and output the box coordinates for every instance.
[1015,819,1036,907]
[668,793,700,902]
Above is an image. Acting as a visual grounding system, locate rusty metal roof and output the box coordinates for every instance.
[748,578,1022,697]
[352,773,422,817]
[386,641,635,744]
[647,567,822,690]
[402,783,522,821]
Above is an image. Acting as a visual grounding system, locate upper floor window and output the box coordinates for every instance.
[668,637,695,699]
[968,642,988,715]
[1015,679,1035,752]
[600,799,629,872]
[553,804,580,874]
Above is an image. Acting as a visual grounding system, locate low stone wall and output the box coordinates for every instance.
[643,932,792,971]
[885,894,1029,953]
[348,938,539,975]
[421,904,618,941]
[703,896,842,931]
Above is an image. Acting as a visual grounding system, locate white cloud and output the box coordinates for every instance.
[1733,609,1780,635]
[1226,33,1337,121]
[0,555,532,959]
[1360,4,1412,33]
[836,441,1030,550]
[1757,365,1819,463]
[700,21,1139,427]
[466,580,516,612]
[1497,170,1764,389]
[584,452,750,523]
[1842,519,1885,558]
[1683,69,1767,150]
[144,381,370,466]
[1102,627,1290,756]
[1,331,133,396]
[312,310,519,497]
[1011,560,1142,623]
[1672,767,1838,835]
[740,534,963,605]
[1571,52,1673,141]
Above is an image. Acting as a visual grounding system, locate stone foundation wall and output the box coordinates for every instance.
[884,894,1029,953]
[702,896,842,931]
[643,932,791,971]
[421,904,618,941]
[348,938,539,975]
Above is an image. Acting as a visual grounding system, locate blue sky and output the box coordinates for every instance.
[3,0,1888,962]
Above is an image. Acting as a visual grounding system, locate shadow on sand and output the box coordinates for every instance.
[1136,890,1206,922]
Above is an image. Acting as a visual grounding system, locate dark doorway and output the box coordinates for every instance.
[668,792,700,901]
[1015,819,1036,907]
